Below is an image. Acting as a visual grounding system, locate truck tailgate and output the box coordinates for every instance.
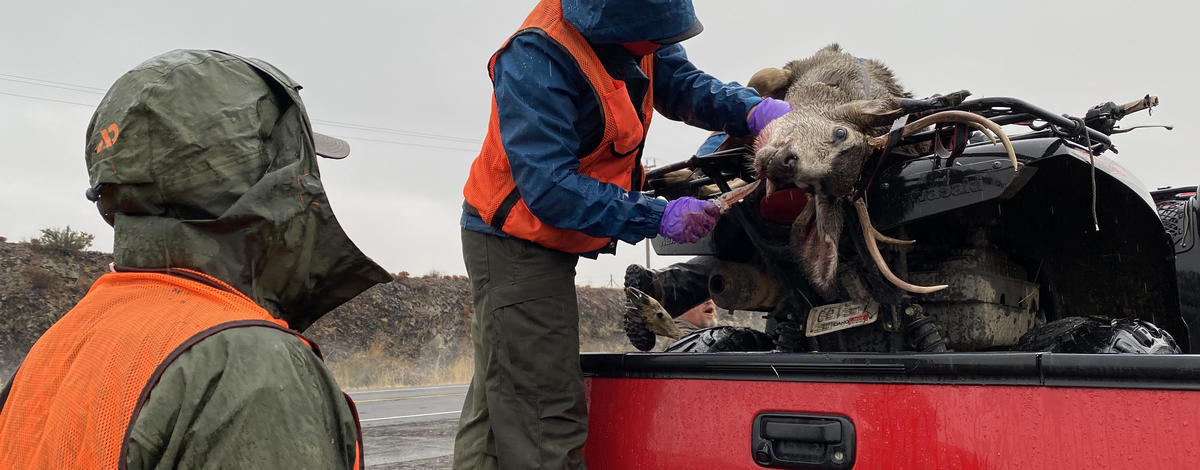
[582,352,1200,469]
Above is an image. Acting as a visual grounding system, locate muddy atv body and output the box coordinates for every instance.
[582,96,1200,469]
[652,96,1194,355]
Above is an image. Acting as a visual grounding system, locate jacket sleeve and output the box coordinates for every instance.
[125,327,359,470]
[695,132,727,156]
[493,34,667,244]
[652,44,763,137]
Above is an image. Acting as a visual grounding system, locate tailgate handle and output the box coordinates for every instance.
[763,421,841,443]
[752,413,855,469]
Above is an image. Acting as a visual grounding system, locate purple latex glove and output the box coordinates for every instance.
[747,97,792,135]
[659,197,721,243]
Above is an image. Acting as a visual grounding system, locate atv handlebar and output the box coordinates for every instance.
[908,95,1158,155]
[946,97,1113,148]
[1121,95,1159,115]
[645,94,1160,197]
[644,147,755,199]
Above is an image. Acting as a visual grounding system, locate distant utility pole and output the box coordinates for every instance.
[645,239,651,269]
[643,160,655,270]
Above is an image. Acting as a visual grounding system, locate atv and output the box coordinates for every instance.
[642,95,1193,354]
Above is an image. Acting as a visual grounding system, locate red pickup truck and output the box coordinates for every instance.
[583,353,1200,469]
[581,95,1200,469]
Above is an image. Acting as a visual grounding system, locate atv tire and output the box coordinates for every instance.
[623,264,662,352]
[622,306,657,352]
[1015,316,1180,354]
[664,326,775,353]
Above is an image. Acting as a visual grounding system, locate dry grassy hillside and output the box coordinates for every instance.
[305,274,632,389]
[0,241,642,389]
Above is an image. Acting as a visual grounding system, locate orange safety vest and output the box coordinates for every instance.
[0,269,362,469]
[463,0,656,253]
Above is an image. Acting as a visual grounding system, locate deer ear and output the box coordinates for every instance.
[747,67,790,100]
[832,98,905,130]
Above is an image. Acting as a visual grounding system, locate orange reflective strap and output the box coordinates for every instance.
[344,392,365,470]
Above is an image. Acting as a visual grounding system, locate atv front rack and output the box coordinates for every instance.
[904,95,1158,155]
[644,95,1150,200]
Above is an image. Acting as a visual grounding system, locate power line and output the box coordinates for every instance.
[1,71,485,146]
[0,76,106,95]
[0,90,96,108]
[332,134,478,153]
[313,119,482,145]
[0,89,477,152]
[0,73,108,92]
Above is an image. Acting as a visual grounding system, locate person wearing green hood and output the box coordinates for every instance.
[0,50,392,469]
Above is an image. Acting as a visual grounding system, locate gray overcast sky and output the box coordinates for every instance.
[2,1,1196,285]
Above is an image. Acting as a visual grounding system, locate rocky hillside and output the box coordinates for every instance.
[0,242,113,381]
[0,241,633,389]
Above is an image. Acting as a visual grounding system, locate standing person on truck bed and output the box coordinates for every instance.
[457,0,792,468]
[0,50,392,469]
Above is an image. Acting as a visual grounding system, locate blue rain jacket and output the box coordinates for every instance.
[461,12,762,256]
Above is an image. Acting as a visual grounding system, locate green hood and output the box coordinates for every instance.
[84,49,390,331]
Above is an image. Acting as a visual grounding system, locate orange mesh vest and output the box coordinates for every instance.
[463,0,656,253]
[0,270,362,470]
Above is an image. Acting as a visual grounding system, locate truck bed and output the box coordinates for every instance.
[582,352,1200,469]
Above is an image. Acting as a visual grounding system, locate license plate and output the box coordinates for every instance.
[805,300,879,337]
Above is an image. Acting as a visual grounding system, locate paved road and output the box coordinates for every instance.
[350,384,467,469]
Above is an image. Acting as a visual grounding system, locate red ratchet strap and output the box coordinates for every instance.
[853,115,909,200]
[932,122,969,169]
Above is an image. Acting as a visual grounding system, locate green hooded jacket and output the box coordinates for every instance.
[80,49,391,468]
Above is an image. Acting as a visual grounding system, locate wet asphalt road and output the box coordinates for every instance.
[350,384,467,469]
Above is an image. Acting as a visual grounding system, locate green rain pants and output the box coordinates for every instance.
[452,229,587,470]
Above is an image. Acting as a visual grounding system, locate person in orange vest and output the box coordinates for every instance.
[457,0,791,468]
[0,50,391,469]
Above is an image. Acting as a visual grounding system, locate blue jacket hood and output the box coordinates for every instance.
[562,0,702,44]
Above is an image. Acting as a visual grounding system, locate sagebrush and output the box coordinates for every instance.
[36,226,94,252]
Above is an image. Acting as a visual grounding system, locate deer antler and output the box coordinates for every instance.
[869,110,1019,170]
[852,198,948,294]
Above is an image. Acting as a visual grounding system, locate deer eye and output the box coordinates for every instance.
[833,127,849,143]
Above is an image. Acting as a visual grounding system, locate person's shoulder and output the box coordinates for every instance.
[141,325,341,416]
[498,32,573,67]
[653,43,689,62]
[129,325,354,469]
[493,32,589,94]
[184,326,325,375]
[200,325,311,353]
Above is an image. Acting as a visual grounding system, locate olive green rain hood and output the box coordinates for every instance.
[84,49,391,331]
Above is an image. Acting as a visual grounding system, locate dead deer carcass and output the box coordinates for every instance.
[744,44,1017,297]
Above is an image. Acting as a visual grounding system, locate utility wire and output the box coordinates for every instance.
[1,72,484,146]
[332,134,478,153]
[0,90,96,108]
[0,76,107,95]
[0,87,477,154]
[313,119,482,144]
[0,73,108,92]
